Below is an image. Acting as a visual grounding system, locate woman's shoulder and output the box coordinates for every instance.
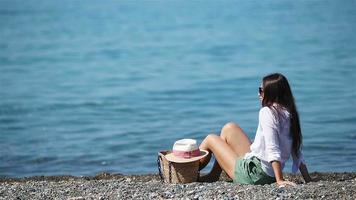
[259,105,289,114]
[258,106,275,121]
[259,106,273,115]
[259,106,290,121]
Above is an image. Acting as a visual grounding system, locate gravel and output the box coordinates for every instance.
[0,172,355,199]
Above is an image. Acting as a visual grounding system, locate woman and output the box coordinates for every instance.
[198,73,312,186]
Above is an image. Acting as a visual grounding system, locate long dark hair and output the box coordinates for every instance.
[261,73,302,158]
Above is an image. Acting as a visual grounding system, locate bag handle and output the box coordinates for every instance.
[168,160,172,183]
[197,161,201,182]
[157,153,173,183]
[157,154,164,182]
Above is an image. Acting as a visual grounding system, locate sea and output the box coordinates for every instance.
[1,0,355,177]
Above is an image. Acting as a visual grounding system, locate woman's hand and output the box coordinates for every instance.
[271,161,297,187]
[299,163,313,183]
[276,180,297,187]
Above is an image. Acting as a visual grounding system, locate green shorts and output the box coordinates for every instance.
[233,156,276,185]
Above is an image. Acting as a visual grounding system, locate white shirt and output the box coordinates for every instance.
[244,106,305,177]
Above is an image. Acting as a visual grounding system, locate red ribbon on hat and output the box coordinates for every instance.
[173,149,200,158]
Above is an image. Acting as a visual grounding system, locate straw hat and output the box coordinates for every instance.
[164,139,209,163]
[157,139,209,183]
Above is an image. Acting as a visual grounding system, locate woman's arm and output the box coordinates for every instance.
[271,161,296,187]
[299,163,312,183]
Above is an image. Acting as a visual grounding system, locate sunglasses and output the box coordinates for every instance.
[258,87,263,95]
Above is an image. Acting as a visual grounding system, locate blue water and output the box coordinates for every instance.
[1,0,356,177]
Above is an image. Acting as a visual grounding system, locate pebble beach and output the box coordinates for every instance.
[1,172,355,199]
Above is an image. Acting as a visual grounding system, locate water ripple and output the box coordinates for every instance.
[1,0,356,177]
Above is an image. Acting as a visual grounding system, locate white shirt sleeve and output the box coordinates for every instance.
[259,107,282,163]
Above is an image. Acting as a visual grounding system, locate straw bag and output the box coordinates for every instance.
[157,139,209,183]
[157,151,200,183]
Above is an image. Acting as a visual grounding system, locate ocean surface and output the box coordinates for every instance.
[1,0,355,177]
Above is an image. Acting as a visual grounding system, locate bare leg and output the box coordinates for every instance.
[199,134,237,181]
[220,122,251,155]
[199,122,251,182]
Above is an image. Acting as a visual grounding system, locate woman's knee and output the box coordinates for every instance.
[205,133,224,146]
[222,122,241,132]
[221,122,241,137]
[206,133,219,141]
